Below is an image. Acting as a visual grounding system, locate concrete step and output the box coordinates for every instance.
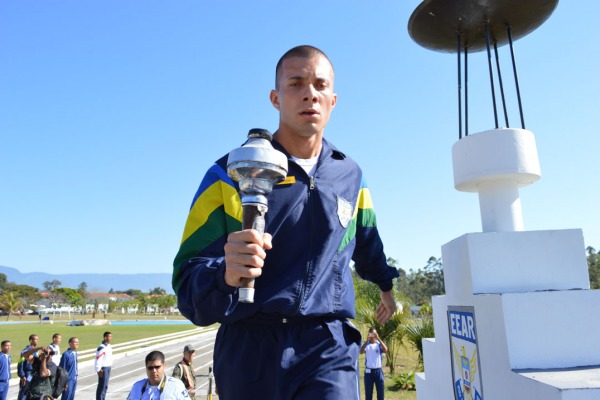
[516,366,600,400]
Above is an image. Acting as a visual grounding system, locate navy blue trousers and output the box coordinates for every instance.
[17,377,29,400]
[364,368,384,400]
[214,318,361,400]
[61,378,77,400]
[0,381,8,400]
[96,366,111,400]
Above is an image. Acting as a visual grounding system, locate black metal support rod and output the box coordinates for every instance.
[507,25,526,129]
[465,46,469,136]
[484,21,499,129]
[457,32,462,139]
[494,41,510,128]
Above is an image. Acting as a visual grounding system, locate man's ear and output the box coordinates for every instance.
[270,89,280,110]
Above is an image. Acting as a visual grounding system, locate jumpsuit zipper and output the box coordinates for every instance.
[295,174,316,314]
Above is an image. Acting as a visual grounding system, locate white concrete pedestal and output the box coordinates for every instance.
[416,230,600,399]
[416,129,600,399]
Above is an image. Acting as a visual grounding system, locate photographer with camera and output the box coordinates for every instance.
[20,345,57,400]
[360,327,388,400]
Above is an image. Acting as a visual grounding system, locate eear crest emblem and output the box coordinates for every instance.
[453,344,481,400]
[336,196,354,228]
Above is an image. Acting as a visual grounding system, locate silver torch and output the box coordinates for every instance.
[226,128,288,303]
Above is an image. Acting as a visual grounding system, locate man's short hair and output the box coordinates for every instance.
[68,337,77,344]
[52,333,60,340]
[103,331,112,338]
[275,45,333,89]
[145,350,165,364]
[29,334,38,341]
[1,340,10,346]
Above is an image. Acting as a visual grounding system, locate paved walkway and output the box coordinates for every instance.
[8,327,216,400]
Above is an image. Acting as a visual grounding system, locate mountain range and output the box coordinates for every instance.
[0,265,174,294]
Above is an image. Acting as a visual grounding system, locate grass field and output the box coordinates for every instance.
[2,314,420,399]
[0,314,196,361]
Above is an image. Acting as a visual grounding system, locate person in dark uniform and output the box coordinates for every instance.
[173,45,399,399]
[17,334,38,400]
[59,337,79,400]
[0,340,12,400]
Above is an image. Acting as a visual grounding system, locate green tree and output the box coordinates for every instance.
[124,289,144,298]
[77,282,88,298]
[588,246,600,289]
[0,292,23,321]
[54,288,84,307]
[397,256,445,306]
[149,287,167,295]
[42,279,63,307]
[42,280,62,292]
[353,261,410,375]
[154,294,176,313]
[404,317,435,369]
[0,273,7,291]
[3,283,40,308]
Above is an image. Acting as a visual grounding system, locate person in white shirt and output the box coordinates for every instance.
[360,327,388,400]
[48,333,61,366]
[128,351,189,400]
[94,331,113,400]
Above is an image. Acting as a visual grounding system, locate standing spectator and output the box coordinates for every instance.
[172,345,196,398]
[21,345,57,400]
[360,327,388,400]
[127,351,188,400]
[17,334,38,400]
[94,332,112,400]
[48,333,61,366]
[59,337,79,400]
[0,340,11,400]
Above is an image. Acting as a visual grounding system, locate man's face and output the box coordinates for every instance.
[54,335,61,345]
[69,339,79,351]
[30,336,39,346]
[368,330,377,343]
[184,350,195,363]
[104,334,112,344]
[146,360,165,386]
[270,55,337,139]
[1,342,10,354]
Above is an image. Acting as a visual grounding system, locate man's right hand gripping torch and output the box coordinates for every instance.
[226,128,288,303]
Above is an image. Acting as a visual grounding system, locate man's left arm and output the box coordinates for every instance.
[351,179,400,324]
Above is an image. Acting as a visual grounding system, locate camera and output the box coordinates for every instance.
[39,349,55,356]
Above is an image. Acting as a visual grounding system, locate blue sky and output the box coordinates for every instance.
[1,1,597,286]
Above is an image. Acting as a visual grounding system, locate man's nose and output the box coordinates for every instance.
[303,85,318,102]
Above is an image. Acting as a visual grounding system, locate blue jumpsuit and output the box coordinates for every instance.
[174,138,399,399]
[59,348,78,400]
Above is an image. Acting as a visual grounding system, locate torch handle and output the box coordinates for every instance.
[239,203,267,303]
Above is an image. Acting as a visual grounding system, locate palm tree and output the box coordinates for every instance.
[354,284,412,374]
[404,318,435,369]
[1,292,23,321]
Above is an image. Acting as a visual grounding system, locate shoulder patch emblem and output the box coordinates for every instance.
[337,196,354,228]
